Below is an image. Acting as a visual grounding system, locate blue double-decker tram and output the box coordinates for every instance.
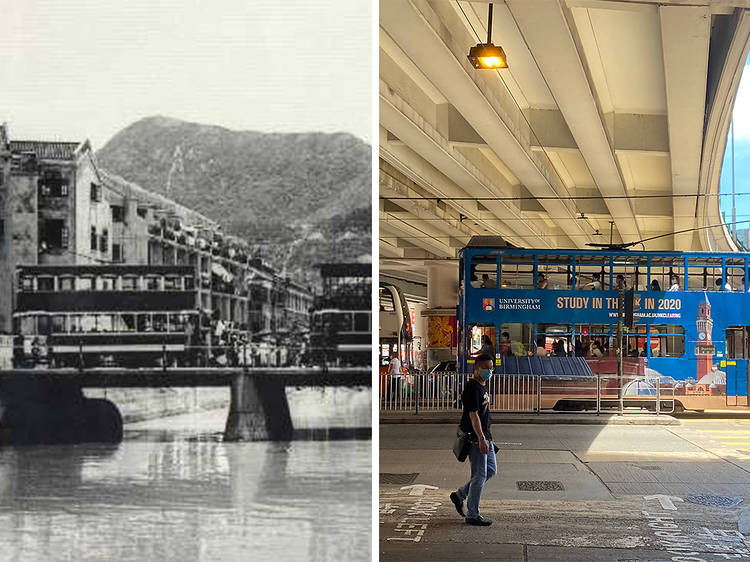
[458,237,750,412]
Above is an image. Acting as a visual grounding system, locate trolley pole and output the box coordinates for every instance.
[617,287,624,415]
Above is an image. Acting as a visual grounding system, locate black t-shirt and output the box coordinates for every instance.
[459,377,492,441]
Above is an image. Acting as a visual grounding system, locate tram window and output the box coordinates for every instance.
[726,327,749,359]
[137,314,153,332]
[169,314,187,332]
[113,314,135,332]
[97,315,113,332]
[19,316,35,335]
[78,277,93,291]
[37,276,54,291]
[650,325,684,357]
[499,256,532,289]
[727,267,745,292]
[121,276,139,291]
[69,315,81,333]
[576,263,607,290]
[80,314,97,332]
[650,260,684,292]
[164,276,180,290]
[51,315,66,333]
[537,264,570,290]
[354,312,370,332]
[59,276,74,291]
[537,324,573,356]
[379,288,395,311]
[498,323,533,356]
[687,264,722,291]
[153,314,167,332]
[37,315,51,335]
[624,326,648,357]
[145,276,160,291]
[468,324,496,357]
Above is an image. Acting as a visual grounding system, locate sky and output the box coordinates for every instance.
[719,55,750,238]
[0,0,371,148]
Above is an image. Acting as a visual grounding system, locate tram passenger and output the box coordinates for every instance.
[615,274,626,290]
[537,273,548,290]
[668,275,680,291]
[481,274,493,289]
[472,334,494,358]
[470,274,481,289]
[715,278,732,292]
[590,340,603,358]
[650,279,661,291]
[499,332,511,356]
[582,273,602,290]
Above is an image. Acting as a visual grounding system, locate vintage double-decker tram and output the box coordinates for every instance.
[459,237,750,412]
[13,264,199,368]
[309,263,371,366]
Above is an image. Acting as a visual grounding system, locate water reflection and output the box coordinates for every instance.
[0,417,371,561]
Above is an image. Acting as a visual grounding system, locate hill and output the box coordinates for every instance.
[96,116,371,281]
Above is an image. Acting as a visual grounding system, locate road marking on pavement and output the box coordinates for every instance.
[400,484,438,496]
[383,484,441,543]
[644,494,684,511]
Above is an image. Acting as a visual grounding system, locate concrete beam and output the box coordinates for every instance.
[659,5,711,249]
[507,0,641,240]
[436,103,485,146]
[381,0,596,248]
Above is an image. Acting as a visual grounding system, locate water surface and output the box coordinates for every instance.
[0,409,371,561]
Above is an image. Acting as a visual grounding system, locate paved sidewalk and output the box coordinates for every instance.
[380,422,750,561]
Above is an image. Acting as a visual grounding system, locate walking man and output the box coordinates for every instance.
[450,353,497,526]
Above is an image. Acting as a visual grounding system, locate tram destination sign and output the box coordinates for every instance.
[695,344,716,356]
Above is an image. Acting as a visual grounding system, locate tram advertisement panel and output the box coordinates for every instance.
[467,289,750,407]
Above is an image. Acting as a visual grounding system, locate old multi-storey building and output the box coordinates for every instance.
[0,123,312,365]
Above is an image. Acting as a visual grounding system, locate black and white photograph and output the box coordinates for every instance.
[0,1,372,560]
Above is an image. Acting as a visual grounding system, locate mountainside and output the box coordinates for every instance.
[96,116,371,281]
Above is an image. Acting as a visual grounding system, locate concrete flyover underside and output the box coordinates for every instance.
[380,0,750,287]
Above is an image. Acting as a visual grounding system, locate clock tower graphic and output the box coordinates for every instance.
[696,300,713,381]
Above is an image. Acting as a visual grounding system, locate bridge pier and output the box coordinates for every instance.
[0,380,123,444]
[224,373,293,441]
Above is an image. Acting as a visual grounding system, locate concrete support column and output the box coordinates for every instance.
[224,373,293,441]
[411,302,427,371]
[423,264,458,369]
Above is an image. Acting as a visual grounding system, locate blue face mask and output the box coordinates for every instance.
[480,369,493,381]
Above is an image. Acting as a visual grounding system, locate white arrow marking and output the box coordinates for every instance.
[644,494,684,511]
[401,484,439,496]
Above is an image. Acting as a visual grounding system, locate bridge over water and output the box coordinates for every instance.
[0,367,370,444]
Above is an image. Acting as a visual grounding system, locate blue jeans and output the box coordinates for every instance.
[455,440,497,518]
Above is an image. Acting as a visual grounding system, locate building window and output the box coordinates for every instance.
[111,205,125,223]
[59,277,74,291]
[121,276,138,290]
[41,219,69,249]
[100,229,108,253]
[78,277,93,291]
[37,276,54,291]
[90,182,102,202]
[112,244,123,263]
[39,169,69,197]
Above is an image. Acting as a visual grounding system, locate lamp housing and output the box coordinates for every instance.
[467,43,507,69]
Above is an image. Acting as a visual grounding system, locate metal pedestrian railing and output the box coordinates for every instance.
[379,371,676,415]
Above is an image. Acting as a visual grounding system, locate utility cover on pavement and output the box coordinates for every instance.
[380,473,419,485]
[517,480,565,491]
[686,494,743,508]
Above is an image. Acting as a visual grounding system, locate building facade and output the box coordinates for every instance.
[0,124,312,366]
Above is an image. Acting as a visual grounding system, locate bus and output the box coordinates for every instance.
[378,282,413,374]
[309,263,371,367]
[13,265,199,368]
[458,237,750,411]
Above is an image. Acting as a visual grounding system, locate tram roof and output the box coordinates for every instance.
[462,237,750,262]
[16,264,196,276]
